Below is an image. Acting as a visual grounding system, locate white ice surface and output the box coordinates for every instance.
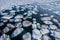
[0,0,59,11]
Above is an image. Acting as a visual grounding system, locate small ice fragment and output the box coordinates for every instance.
[0,34,10,40]
[1,15,13,19]
[40,28,49,34]
[41,17,51,21]
[3,27,10,33]
[15,15,23,18]
[50,25,57,29]
[32,29,42,39]
[22,32,31,40]
[43,20,53,24]
[11,28,24,38]
[53,18,59,23]
[43,35,51,40]
[23,20,32,27]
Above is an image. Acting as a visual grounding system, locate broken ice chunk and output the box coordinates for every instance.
[2,19,8,22]
[43,20,53,24]
[33,21,37,24]
[0,23,4,26]
[50,15,54,18]
[32,29,42,39]
[37,23,41,29]
[40,28,49,34]
[43,14,48,16]
[49,25,57,29]
[22,32,31,40]
[54,31,60,38]
[10,12,15,16]
[9,19,14,22]
[11,28,24,38]
[50,30,55,37]
[1,15,13,19]
[23,20,32,27]
[3,27,10,33]
[15,23,22,27]
[21,7,26,11]
[7,23,15,29]
[53,11,60,14]
[15,15,23,19]
[23,12,27,15]
[32,23,37,29]
[40,14,48,16]
[10,10,16,13]
[10,10,16,15]
[0,34,10,40]
[32,11,38,14]
[53,18,59,23]
[50,30,60,39]
[33,5,38,12]
[14,18,22,22]
[40,14,44,16]
[32,18,36,21]
[41,17,51,21]
[43,35,51,40]
[27,11,32,16]
[41,25,48,29]
[1,13,8,15]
